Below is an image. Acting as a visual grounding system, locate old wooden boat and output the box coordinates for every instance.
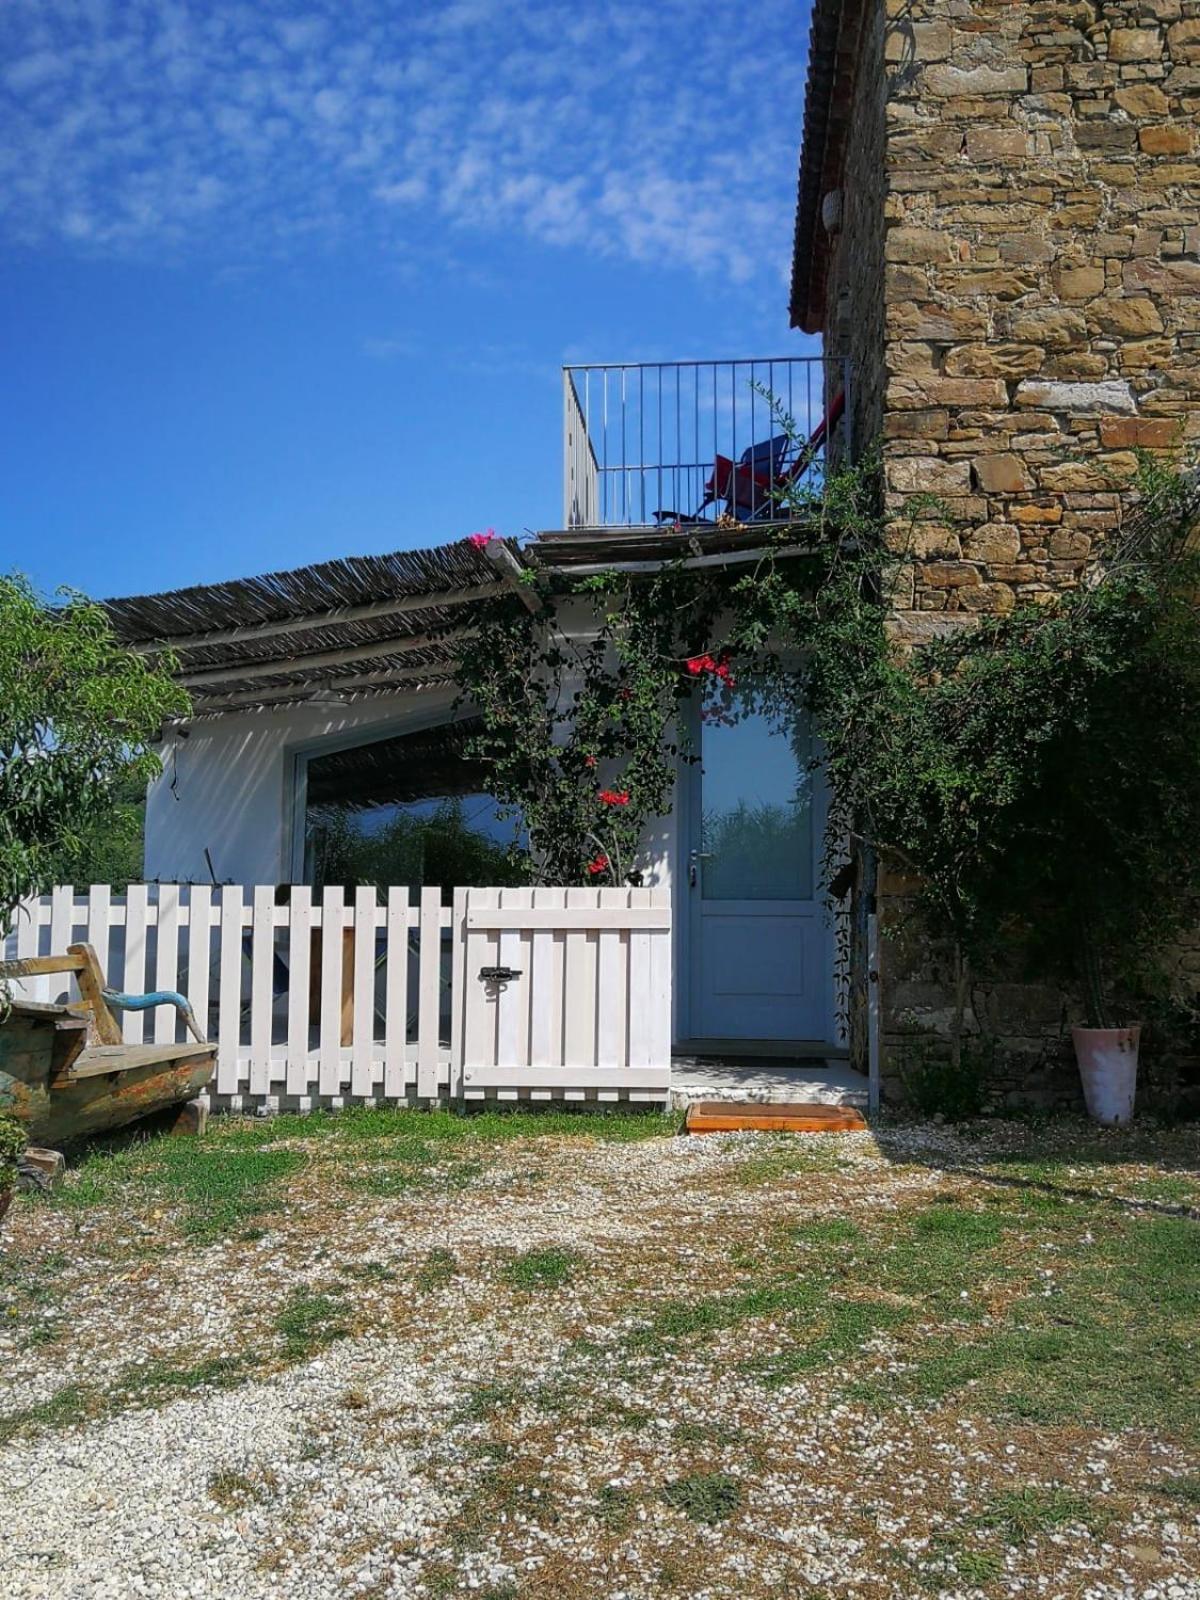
[0,943,215,1146]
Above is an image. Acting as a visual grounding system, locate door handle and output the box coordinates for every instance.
[688,849,712,888]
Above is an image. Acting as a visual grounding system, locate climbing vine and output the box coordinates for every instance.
[455,556,722,886]
[457,434,1200,1063]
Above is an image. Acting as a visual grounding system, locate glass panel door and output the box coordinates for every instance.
[687,700,828,1042]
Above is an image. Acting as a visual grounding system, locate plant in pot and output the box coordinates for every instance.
[1007,461,1200,1123]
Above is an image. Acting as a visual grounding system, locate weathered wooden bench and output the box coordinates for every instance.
[0,943,215,1145]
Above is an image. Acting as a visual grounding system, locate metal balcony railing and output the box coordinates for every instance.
[562,356,849,530]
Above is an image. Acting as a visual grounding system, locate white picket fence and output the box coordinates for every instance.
[4,884,672,1106]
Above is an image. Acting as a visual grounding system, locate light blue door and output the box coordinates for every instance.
[686,701,828,1042]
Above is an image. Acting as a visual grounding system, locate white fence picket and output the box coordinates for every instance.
[285,887,312,1098]
[5,882,673,1107]
[123,884,149,1043]
[529,886,563,1070]
[249,886,274,1096]
[189,885,212,1053]
[383,887,409,1099]
[154,883,180,1042]
[416,887,441,1100]
[562,887,598,1074]
[87,883,111,979]
[217,886,243,1094]
[351,887,376,1098]
[318,887,345,1097]
[50,886,74,1006]
[447,887,467,1099]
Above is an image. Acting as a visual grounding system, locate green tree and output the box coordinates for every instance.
[0,575,187,934]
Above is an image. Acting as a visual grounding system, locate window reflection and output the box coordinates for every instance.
[700,710,814,901]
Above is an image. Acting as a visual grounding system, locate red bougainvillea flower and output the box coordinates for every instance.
[686,651,735,686]
[583,754,597,769]
[598,789,630,806]
[586,854,610,876]
[467,528,496,548]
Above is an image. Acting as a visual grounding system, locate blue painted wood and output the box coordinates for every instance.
[102,989,205,1043]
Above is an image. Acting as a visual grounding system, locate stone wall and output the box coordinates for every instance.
[821,0,1200,1107]
[823,1,889,455]
[875,0,1200,633]
[877,864,1200,1114]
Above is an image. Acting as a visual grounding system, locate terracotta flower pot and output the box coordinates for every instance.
[1072,1025,1140,1126]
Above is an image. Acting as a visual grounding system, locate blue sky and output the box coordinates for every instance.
[1,0,818,602]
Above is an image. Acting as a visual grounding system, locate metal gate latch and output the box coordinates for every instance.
[479,965,522,984]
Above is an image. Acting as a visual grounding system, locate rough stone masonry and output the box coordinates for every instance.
[793,0,1200,1104]
[805,0,1200,640]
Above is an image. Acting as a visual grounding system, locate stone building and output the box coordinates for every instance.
[790,0,1200,1104]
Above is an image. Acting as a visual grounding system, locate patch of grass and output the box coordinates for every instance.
[749,1297,907,1388]
[955,1548,1005,1583]
[0,1381,104,1444]
[592,1484,636,1532]
[974,1485,1102,1542]
[448,1457,559,1554]
[339,1259,398,1284]
[51,1140,305,1243]
[851,1205,1200,1445]
[0,1350,258,1446]
[732,1141,845,1187]
[124,1352,251,1401]
[457,1380,522,1423]
[351,1144,487,1199]
[1130,1173,1197,1206]
[661,1470,742,1525]
[355,1165,431,1198]
[787,1216,863,1247]
[420,1561,460,1597]
[214,1104,681,1146]
[19,1316,64,1349]
[274,1290,350,1360]
[415,1247,458,1292]
[673,1417,748,1449]
[502,1245,579,1291]
[207,1467,269,1510]
[1152,1472,1200,1505]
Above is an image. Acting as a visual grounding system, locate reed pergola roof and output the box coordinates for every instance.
[104,538,534,719]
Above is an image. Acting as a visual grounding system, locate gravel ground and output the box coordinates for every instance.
[1,1116,1199,1600]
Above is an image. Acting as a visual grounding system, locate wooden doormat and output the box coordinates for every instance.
[684,1101,868,1135]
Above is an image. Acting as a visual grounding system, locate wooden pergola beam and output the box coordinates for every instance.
[185,662,461,715]
[130,581,503,655]
[483,540,542,613]
[534,542,819,578]
[176,625,478,688]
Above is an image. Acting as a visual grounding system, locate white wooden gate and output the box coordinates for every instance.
[5,884,672,1106]
[458,887,672,1101]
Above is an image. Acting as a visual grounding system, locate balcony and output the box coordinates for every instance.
[562,356,849,531]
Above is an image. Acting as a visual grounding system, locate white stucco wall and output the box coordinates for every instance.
[145,680,679,893]
[145,685,462,885]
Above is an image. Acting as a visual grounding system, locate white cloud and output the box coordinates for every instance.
[6,49,65,92]
[0,0,805,291]
[375,176,426,205]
